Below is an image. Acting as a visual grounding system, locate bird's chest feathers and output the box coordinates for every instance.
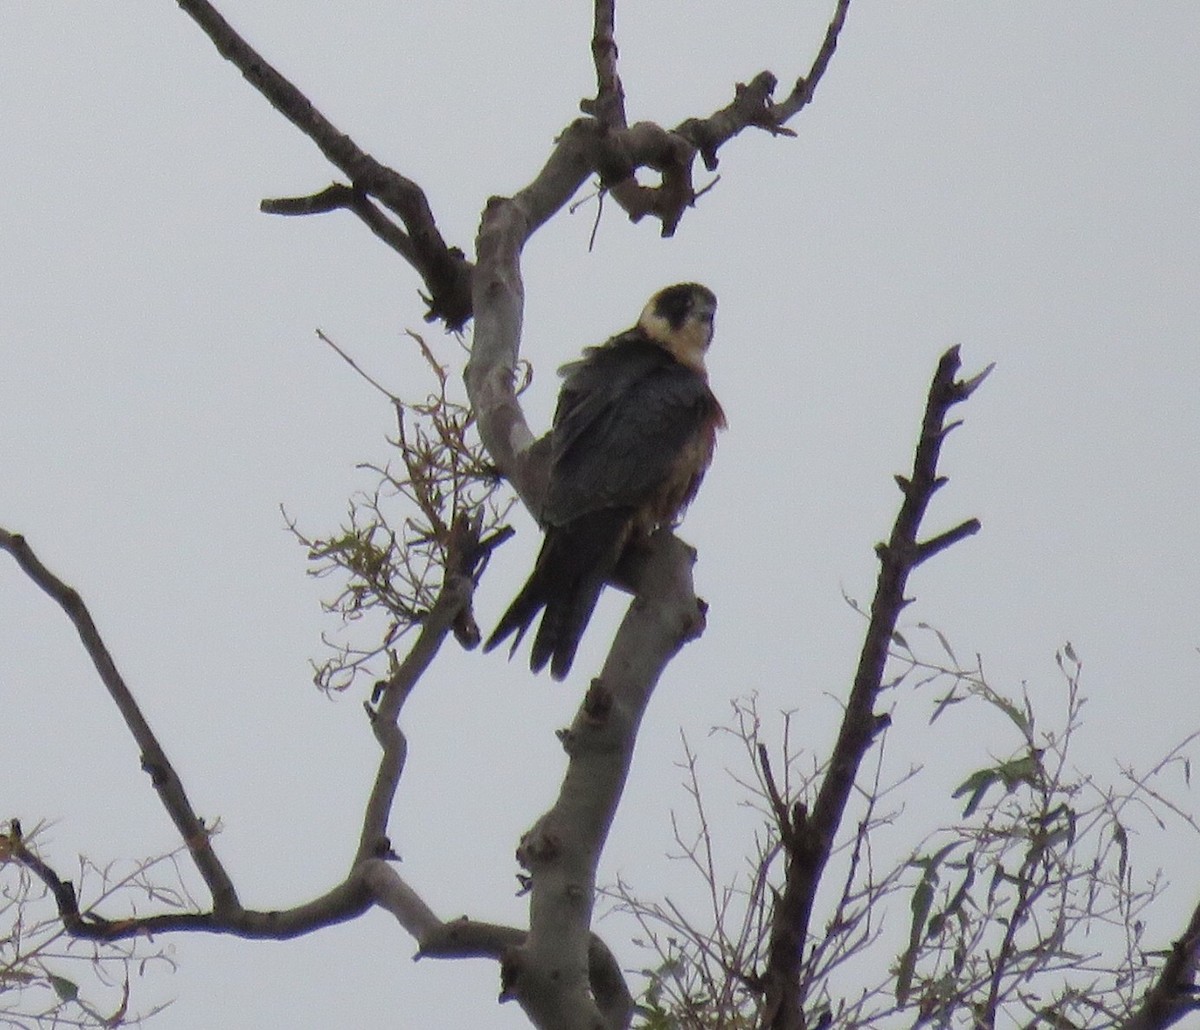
[643,417,718,529]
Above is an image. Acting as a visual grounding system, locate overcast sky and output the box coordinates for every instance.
[3,2,1199,1027]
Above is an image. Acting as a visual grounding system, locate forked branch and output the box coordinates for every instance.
[175,0,851,327]
[174,0,473,327]
[459,8,855,1026]
[0,526,457,947]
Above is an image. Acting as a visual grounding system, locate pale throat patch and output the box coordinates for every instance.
[638,308,714,374]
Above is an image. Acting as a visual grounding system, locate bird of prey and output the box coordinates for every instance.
[484,282,724,680]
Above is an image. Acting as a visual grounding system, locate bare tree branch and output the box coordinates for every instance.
[173,0,474,327]
[0,528,240,914]
[361,859,443,944]
[1121,898,1200,1030]
[7,828,365,941]
[606,1,851,233]
[462,95,722,1015]
[497,533,706,1029]
[460,10,859,1026]
[757,346,990,1030]
[0,527,460,950]
[581,0,627,129]
[357,580,465,863]
[464,0,857,497]
[261,183,424,270]
[771,0,852,125]
[177,0,851,332]
[669,0,850,166]
[358,512,497,864]
[8,823,436,948]
[419,918,633,1029]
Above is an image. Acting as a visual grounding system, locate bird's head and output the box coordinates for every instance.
[637,282,717,373]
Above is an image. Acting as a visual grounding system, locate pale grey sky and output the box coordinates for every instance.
[3,2,1199,1027]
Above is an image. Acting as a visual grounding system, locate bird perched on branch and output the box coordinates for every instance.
[484,282,725,680]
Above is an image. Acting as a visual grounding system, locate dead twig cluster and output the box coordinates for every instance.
[287,330,517,693]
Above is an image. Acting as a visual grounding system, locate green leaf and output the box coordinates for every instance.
[1040,804,1077,851]
[952,767,1000,817]
[989,692,1031,736]
[996,752,1041,790]
[929,689,964,724]
[930,853,976,937]
[954,751,1043,818]
[48,974,79,1003]
[897,844,959,1003]
[917,621,958,663]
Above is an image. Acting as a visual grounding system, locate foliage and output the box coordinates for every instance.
[1,822,183,1028]
[609,632,1198,1029]
[286,331,520,693]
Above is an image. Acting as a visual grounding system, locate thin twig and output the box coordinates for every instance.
[316,328,401,404]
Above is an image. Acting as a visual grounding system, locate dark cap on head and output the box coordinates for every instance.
[649,283,717,330]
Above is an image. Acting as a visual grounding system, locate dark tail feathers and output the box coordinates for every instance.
[484,509,632,680]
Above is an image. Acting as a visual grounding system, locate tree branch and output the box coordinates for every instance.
[770,0,852,126]
[357,513,489,864]
[1,527,461,951]
[419,918,634,1029]
[177,0,851,329]
[461,73,723,1026]
[9,821,435,946]
[0,528,240,914]
[460,10,862,1025]
[669,0,850,170]
[758,346,990,1030]
[8,827,374,941]
[500,532,705,1029]
[356,577,467,863]
[1121,897,1200,1030]
[173,0,473,327]
[261,183,423,270]
[581,0,627,129]
[605,1,851,233]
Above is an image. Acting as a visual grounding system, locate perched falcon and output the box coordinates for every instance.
[484,282,725,680]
